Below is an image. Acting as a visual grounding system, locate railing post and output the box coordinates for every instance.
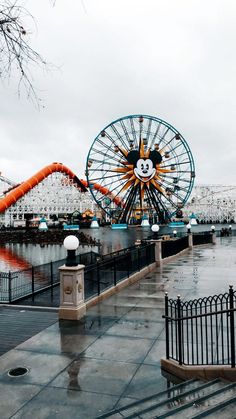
[154,240,162,265]
[32,266,35,302]
[177,295,183,365]
[137,247,140,271]
[127,251,130,278]
[113,256,117,286]
[188,232,193,249]
[165,292,169,359]
[50,261,53,299]
[146,245,149,265]
[97,260,101,296]
[8,271,11,303]
[229,285,235,368]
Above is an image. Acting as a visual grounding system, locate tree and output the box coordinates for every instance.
[0,0,47,105]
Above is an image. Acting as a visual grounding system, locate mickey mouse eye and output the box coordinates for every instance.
[141,164,144,170]
[146,163,149,170]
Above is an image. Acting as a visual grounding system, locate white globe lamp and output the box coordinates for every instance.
[63,235,79,266]
[186,223,191,233]
[151,224,159,239]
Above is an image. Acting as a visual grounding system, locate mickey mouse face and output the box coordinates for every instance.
[134,158,156,182]
[126,148,162,184]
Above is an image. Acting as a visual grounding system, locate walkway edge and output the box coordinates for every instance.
[86,262,157,308]
[161,358,236,382]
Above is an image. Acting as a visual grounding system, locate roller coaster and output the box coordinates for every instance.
[0,162,235,227]
[0,162,122,227]
[185,184,236,223]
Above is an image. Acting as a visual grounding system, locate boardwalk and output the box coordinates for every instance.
[0,236,235,418]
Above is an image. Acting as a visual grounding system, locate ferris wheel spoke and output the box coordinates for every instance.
[145,118,152,143]
[119,119,132,144]
[89,174,124,185]
[129,117,138,148]
[149,121,162,148]
[148,187,172,221]
[89,147,123,164]
[110,125,129,151]
[158,127,170,145]
[88,166,129,174]
[159,134,179,151]
[119,186,139,223]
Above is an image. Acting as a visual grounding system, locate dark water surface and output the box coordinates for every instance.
[0,224,234,272]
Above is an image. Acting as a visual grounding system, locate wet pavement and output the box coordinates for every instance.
[0,236,236,418]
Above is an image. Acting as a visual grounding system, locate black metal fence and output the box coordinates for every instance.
[84,243,156,300]
[161,236,189,259]
[192,232,213,246]
[163,285,236,367]
[0,243,156,304]
[0,251,98,303]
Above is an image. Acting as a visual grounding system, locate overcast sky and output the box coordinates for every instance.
[0,0,236,187]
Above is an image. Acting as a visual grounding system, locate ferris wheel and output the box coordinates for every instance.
[86,114,195,224]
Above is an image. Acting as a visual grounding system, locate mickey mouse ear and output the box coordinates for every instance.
[126,150,139,164]
[149,150,162,165]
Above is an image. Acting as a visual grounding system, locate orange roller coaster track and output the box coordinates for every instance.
[0,162,87,213]
[0,162,123,213]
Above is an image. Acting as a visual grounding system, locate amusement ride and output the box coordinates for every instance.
[0,114,234,227]
[86,115,195,224]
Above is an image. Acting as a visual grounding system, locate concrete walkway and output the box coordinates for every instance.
[0,236,236,418]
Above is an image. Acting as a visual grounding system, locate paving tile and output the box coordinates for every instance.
[121,307,165,322]
[0,382,42,419]
[16,329,98,355]
[105,318,164,339]
[87,304,131,318]
[123,364,169,399]
[84,335,154,363]
[11,386,118,419]
[0,349,72,386]
[143,339,166,365]
[50,358,139,396]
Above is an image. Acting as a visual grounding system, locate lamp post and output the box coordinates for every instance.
[229,224,232,234]
[151,224,160,240]
[63,235,79,267]
[173,229,177,238]
[186,223,191,234]
[59,235,86,320]
[211,225,215,234]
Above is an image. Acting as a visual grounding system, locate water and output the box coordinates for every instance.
[0,243,96,272]
[0,224,234,272]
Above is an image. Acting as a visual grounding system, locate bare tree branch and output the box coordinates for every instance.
[0,0,48,107]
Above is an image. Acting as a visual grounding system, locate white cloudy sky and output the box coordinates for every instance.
[0,0,236,186]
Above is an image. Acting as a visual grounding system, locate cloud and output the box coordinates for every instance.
[0,0,236,188]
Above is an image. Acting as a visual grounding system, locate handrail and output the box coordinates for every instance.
[164,285,236,367]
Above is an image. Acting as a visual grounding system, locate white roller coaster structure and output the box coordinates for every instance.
[0,171,235,226]
[185,185,236,223]
[0,172,96,227]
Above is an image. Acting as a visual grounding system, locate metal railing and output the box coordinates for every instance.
[84,242,156,300]
[161,236,189,259]
[192,232,213,245]
[163,285,236,367]
[0,243,156,304]
[0,251,98,303]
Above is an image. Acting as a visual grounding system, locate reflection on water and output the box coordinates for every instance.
[0,243,95,272]
[0,224,234,272]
